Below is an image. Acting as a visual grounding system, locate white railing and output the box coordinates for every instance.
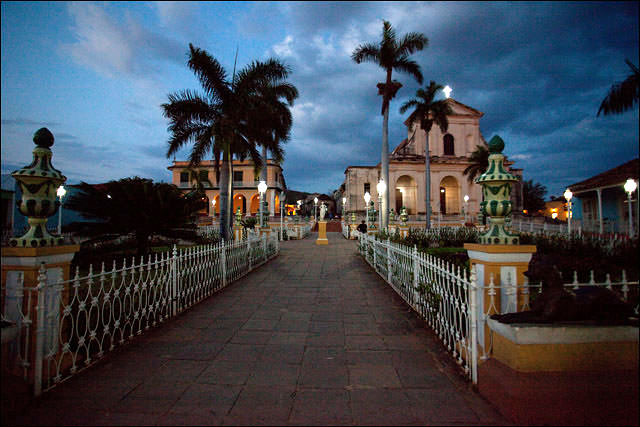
[2,234,279,396]
[358,233,479,384]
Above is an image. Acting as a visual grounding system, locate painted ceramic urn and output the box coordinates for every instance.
[9,128,66,247]
[399,206,409,223]
[475,135,520,245]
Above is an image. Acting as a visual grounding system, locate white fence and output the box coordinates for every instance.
[2,234,279,396]
[357,233,479,383]
[356,232,639,384]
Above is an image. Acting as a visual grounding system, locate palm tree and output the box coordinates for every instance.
[597,59,639,116]
[352,20,428,230]
[65,177,206,255]
[463,144,490,184]
[399,81,452,228]
[163,45,292,240]
[522,179,547,214]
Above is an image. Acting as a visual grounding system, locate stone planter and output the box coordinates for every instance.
[486,317,639,372]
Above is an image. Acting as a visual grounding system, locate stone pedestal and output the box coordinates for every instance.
[398,224,409,238]
[315,221,328,245]
[464,243,536,352]
[1,245,80,384]
[258,225,271,238]
[233,224,244,241]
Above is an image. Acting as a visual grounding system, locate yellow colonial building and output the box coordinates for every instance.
[168,159,286,217]
[343,98,523,220]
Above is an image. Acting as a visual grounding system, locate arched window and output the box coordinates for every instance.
[443,134,455,156]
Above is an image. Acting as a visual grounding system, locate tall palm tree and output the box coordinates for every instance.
[399,81,452,228]
[463,144,489,184]
[597,59,639,116]
[163,45,292,240]
[352,20,428,229]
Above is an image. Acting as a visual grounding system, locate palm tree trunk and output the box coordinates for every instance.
[261,145,268,226]
[425,130,431,229]
[219,150,230,241]
[227,152,234,234]
[381,70,392,231]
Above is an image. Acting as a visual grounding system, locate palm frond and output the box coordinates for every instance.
[393,56,423,85]
[351,43,380,64]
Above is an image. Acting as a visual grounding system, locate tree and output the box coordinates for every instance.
[522,179,547,214]
[64,177,206,255]
[399,81,452,228]
[163,44,292,240]
[463,144,490,183]
[597,59,639,116]
[352,20,428,230]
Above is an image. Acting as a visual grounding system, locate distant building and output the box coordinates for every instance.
[167,159,287,217]
[568,158,639,234]
[342,98,523,219]
[543,197,569,220]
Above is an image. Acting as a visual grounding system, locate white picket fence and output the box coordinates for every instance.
[357,233,479,383]
[2,234,279,396]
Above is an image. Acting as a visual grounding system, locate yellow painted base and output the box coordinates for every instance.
[491,325,639,372]
[316,221,329,245]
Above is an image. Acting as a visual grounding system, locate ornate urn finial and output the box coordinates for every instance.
[400,206,409,223]
[476,135,520,245]
[9,128,67,247]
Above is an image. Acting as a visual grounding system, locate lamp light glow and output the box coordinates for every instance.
[57,186,66,198]
[564,188,573,201]
[464,194,469,203]
[364,192,371,205]
[443,85,452,98]
[624,178,637,194]
[376,179,386,195]
[258,180,267,194]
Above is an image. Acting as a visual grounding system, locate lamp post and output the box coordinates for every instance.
[377,179,386,231]
[314,197,318,222]
[463,194,469,223]
[364,192,371,230]
[211,198,216,217]
[342,196,347,219]
[280,191,285,241]
[297,200,302,218]
[624,178,637,237]
[564,188,573,234]
[57,185,66,235]
[258,180,267,227]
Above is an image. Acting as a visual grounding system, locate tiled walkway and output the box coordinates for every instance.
[5,233,508,426]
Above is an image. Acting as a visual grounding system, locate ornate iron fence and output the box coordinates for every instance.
[2,234,279,396]
[357,233,479,383]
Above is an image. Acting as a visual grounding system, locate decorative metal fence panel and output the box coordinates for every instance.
[358,233,478,383]
[2,234,278,396]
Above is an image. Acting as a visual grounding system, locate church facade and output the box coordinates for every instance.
[343,98,523,221]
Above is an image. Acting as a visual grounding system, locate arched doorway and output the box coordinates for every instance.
[250,193,260,215]
[439,176,460,214]
[233,194,247,215]
[395,175,417,214]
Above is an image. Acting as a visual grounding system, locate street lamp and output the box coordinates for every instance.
[56,185,66,235]
[377,179,386,231]
[314,197,318,222]
[624,178,637,237]
[364,192,371,230]
[463,194,469,223]
[280,191,286,241]
[211,199,216,217]
[297,200,302,217]
[258,180,267,227]
[342,197,346,218]
[564,188,573,234]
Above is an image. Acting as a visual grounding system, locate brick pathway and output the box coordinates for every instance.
[5,233,508,426]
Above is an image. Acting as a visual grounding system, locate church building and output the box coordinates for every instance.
[343,97,523,221]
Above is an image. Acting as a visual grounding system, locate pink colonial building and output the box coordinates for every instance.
[343,97,523,220]
[168,159,286,217]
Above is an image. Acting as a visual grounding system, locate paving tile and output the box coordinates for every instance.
[289,389,352,425]
[305,333,345,347]
[167,383,242,417]
[223,385,295,425]
[215,344,265,362]
[348,364,402,388]
[247,362,300,386]
[230,330,273,345]
[259,343,306,364]
[350,389,422,425]
[345,335,387,350]
[197,360,256,385]
[299,361,348,388]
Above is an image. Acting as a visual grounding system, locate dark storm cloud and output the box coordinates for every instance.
[273,2,638,196]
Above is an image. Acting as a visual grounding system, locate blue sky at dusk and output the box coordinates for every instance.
[2,1,638,198]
